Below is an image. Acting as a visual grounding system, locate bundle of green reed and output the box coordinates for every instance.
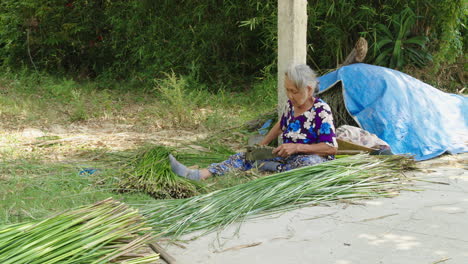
[120,144,236,199]
[178,143,235,168]
[142,154,415,238]
[120,145,203,199]
[0,198,159,264]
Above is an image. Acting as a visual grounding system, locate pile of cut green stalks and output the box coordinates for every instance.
[0,198,159,264]
[119,144,234,199]
[119,146,202,199]
[0,154,415,262]
[142,154,415,238]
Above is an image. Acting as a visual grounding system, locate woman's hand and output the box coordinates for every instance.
[273,143,299,158]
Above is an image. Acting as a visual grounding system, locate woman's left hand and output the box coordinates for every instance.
[273,143,299,158]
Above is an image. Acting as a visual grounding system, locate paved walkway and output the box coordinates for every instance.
[163,154,468,264]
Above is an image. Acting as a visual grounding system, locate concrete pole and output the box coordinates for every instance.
[277,0,308,118]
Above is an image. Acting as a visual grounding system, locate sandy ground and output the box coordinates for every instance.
[0,124,210,162]
[159,153,468,264]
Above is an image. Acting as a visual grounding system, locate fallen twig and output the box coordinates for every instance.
[413,179,450,185]
[214,242,262,253]
[25,136,86,147]
[432,257,451,264]
[359,213,398,222]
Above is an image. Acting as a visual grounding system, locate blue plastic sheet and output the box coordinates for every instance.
[318,63,468,160]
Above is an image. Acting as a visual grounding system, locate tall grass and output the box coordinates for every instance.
[154,72,207,128]
[152,71,276,129]
[1,66,277,129]
[0,156,151,224]
[0,70,125,125]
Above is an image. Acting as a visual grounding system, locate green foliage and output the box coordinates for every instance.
[307,0,376,69]
[0,0,465,84]
[430,0,466,68]
[155,72,205,127]
[0,1,106,73]
[307,1,437,71]
[374,7,432,69]
[0,0,276,87]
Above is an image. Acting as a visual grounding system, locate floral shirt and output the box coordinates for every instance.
[280,98,338,149]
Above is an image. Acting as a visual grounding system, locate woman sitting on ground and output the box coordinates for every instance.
[169,64,338,180]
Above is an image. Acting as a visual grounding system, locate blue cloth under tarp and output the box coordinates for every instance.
[317,63,468,160]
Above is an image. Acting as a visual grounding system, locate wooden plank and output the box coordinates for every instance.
[337,138,377,152]
[337,150,367,155]
[149,242,178,264]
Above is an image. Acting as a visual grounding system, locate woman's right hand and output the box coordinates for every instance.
[273,143,298,158]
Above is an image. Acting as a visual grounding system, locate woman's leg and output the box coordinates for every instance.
[207,152,254,176]
[278,154,328,172]
[170,152,256,181]
[201,152,284,179]
[169,154,202,180]
[170,152,323,180]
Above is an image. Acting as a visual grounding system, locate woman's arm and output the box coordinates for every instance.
[259,121,282,146]
[273,142,337,157]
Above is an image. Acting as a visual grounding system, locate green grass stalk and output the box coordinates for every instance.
[141,155,415,238]
[0,198,159,264]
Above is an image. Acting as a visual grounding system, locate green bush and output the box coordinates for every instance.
[0,0,275,86]
[0,0,465,86]
[429,0,466,68]
[373,7,432,69]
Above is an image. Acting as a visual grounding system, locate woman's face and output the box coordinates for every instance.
[284,76,312,108]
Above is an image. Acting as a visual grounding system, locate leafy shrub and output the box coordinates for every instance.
[374,7,432,69]
[0,0,276,87]
[0,0,465,85]
[429,0,466,68]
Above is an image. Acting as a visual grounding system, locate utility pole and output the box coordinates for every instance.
[277,0,308,119]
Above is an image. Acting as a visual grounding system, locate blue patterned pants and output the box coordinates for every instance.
[207,152,329,176]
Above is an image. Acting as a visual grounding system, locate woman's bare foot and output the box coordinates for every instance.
[199,169,212,180]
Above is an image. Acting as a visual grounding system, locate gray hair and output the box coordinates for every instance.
[285,64,318,92]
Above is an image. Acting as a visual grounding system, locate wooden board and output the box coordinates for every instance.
[337,138,377,152]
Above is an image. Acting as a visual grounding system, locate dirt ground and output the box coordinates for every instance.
[0,121,213,162]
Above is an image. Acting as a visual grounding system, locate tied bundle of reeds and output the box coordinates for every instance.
[0,198,159,264]
[142,155,414,238]
[178,144,235,168]
[120,146,202,199]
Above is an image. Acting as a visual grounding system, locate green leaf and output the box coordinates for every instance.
[376,23,393,39]
[375,38,393,50]
[374,49,392,66]
[404,36,428,47]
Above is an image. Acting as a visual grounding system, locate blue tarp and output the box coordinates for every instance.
[318,63,468,160]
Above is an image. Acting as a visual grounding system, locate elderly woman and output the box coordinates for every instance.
[170,64,338,180]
